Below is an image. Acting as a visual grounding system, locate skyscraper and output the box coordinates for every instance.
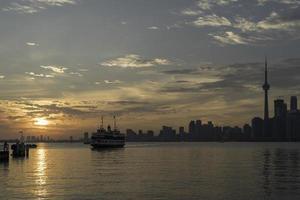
[262,57,270,137]
[290,96,298,111]
[273,99,287,139]
[274,99,287,118]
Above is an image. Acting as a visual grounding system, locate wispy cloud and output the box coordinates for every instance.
[257,0,300,6]
[181,8,203,16]
[41,65,68,73]
[181,0,300,45]
[3,0,77,14]
[147,26,159,30]
[257,11,300,30]
[197,0,238,10]
[104,80,122,84]
[26,42,39,46]
[210,32,253,45]
[101,54,171,68]
[26,72,54,78]
[69,72,83,77]
[192,14,231,27]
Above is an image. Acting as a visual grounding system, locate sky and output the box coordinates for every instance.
[0,0,300,139]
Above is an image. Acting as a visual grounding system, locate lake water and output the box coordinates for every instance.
[1,142,300,200]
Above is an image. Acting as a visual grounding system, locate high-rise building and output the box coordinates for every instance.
[243,124,252,139]
[126,129,137,141]
[159,126,176,140]
[272,99,287,140]
[290,96,298,111]
[31,136,36,142]
[252,117,263,139]
[262,57,271,137]
[138,130,143,135]
[274,99,287,118]
[179,126,185,135]
[189,120,195,135]
[146,130,154,137]
[287,112,300,141]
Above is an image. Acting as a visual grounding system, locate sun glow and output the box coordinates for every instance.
[34,118,49,126]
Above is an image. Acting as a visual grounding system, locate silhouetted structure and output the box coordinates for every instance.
[262,57,271,137]
[272,98,287,140]
[290,96,298,111]
[83,132,90,144]
[125,58,300,142]
[252,117,263,139]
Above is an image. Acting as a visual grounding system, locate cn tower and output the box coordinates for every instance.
[262,57,270,137]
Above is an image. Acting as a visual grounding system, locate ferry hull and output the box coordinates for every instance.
[0,151,9,162]
[91,143,125,149]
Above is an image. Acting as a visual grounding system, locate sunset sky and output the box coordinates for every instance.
[0,0,300,138]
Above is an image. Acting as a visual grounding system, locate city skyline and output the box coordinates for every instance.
[1,0,300,138]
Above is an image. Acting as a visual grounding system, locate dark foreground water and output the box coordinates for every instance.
[1,142,300,200]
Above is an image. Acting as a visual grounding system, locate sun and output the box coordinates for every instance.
[34,118,49,126]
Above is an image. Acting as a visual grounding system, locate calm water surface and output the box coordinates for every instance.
[1,142,300,200]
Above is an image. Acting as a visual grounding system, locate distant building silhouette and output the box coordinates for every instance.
[262,57,271,137]
[272,98,287,140]
[83,132,89,143]
[290,96,298,111]
[251,117,263,139]
[243,124,252,139]
[159,126,176,141]
[124,58,300,142]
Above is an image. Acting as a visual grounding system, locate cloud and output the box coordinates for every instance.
[69,72,83,77]
[78,68,89,72]
[162,69,200,75]
[210,32,252,45]
[20,102,94,117]
[232,11,300,32]
[26,72,54,78]
[41,65,68,73]
[192,14,232,27]
[257,11,300,31]
[181,0,300,45]
[233,17,258,32]
[104,80,122,84]
[3,0,77,14]
[101,54,171,68]
[34,0,77,6]
[0,75,5,79]
[148,26,159,30]
[2,3,39,14]
[257,0,300,6]
[26,42,39,46]
[181,9,203,16]
[197,0,238,10]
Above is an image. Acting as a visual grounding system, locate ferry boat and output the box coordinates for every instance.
[90,116,125,149]
[0,142,9,162]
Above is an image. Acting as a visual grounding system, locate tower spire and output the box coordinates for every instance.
[113,115,117,130]
[265,56,268,84]
[262,56,270,137]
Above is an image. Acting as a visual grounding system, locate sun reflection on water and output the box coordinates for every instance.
[35,148,48,198]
